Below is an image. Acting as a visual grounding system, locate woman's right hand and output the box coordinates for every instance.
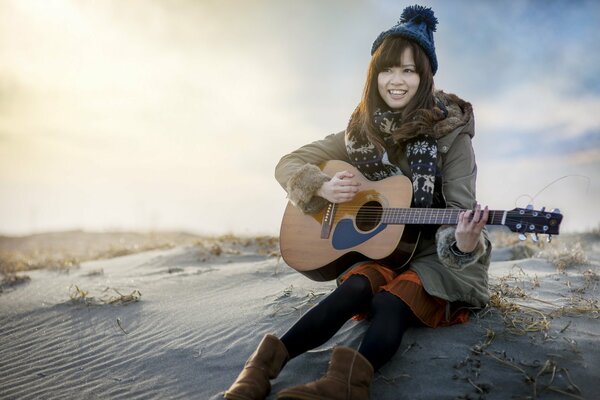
[317,170,361,203]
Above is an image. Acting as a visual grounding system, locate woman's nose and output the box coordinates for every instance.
[390,70,404,84]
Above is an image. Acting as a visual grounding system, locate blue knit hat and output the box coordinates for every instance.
[371,5,439,75]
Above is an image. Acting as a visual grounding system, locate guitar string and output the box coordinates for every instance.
[329,206,553,214]
[321,218,558,232]
[330,215,554,220]
[321,209,557,230]
[327,210,552,220]
[332,206,558,214]
[325,217,554,225]
[326,216,553,223]
[330,208,554,219]
[332,205,556,213]
[330,207,557,219]
[320,205,559,228]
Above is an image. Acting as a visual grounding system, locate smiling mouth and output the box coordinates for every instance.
[388,89,407,96]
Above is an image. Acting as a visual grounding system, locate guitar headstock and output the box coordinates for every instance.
[504,206,563,241]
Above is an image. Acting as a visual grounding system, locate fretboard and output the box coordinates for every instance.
[381,208,506,225]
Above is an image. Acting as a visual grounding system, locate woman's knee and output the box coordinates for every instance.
[340,274,372,298]
[371,291,412,316]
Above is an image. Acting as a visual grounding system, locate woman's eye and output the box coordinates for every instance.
[404,68,415,73]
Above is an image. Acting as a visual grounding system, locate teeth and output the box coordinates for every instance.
[389,89,406,95]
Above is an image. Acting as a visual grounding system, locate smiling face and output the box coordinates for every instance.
[377,46,420,111]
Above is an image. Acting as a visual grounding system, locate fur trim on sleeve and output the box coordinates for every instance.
[436,225,487,270]
[286,164,331,214]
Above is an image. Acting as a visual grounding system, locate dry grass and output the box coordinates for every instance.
[252,236,281,257]
[488,291,552,335]
[0,251,79,274]
[268,284,328,317]
[490,229,591,274]
[486,260,600,336]
[194,234,280,258]
[0,231,196,274]
[538,242,589,272]
[0,231,280,274]
[68,285,142,306]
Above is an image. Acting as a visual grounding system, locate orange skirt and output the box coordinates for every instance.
[339,261,470,328]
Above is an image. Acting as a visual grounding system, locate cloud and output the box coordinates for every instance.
[434,0,600,96]
[472,80,600,161]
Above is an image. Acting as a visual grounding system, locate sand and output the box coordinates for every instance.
[0,232,598,399]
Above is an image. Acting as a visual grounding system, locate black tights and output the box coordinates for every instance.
[280,274,417,371]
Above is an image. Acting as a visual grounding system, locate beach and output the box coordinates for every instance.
[0,231,598,399]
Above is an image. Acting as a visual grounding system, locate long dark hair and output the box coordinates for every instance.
[347,36,441,147]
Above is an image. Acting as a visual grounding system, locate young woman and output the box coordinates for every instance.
[225,5,491,400]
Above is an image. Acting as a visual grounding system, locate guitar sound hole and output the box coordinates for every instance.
[356,201,383,232]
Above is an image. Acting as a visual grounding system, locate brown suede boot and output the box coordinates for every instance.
[276,347,374,400]
[224,334,290,400]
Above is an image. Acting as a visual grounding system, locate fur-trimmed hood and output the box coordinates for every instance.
[433,90,474,139]
[433,91,475,156]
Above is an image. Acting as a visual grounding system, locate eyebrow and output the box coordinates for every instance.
[386,62,416,68]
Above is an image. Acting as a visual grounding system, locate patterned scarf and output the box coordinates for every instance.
[345,109,441,208]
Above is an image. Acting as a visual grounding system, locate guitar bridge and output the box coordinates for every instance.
[320,202,337,239]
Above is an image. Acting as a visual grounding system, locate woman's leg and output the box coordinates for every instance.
[358,291,417,371]
[281,274,373,359]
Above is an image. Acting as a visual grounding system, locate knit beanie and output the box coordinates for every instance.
[371,5,439,75]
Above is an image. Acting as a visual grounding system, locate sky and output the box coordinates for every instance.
[1,0,599,236]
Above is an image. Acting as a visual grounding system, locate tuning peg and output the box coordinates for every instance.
[540,206,546,212]
[550,208,561,214]
[526,204,534,210]
[519,233,527,241]
[547,234,552,243]
[532,233,539,243]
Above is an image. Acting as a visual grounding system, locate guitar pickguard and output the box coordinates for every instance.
[331,219,387,250]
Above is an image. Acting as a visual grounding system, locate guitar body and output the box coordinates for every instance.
[279,160,417,281]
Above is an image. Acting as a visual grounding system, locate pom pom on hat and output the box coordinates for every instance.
[399,4,438,31]
[371,4,439,75]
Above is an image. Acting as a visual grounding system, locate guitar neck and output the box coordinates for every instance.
[382,208,506,226]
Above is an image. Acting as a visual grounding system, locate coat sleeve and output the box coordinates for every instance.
[274,131,350,213]
[436,132,491,270]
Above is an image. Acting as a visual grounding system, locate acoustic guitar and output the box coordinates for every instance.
[279,160,563,281]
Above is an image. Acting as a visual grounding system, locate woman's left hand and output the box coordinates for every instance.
[455,204,489,253]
